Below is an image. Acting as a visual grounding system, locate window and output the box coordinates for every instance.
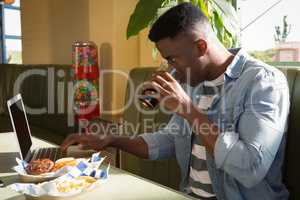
[1,0,22,64]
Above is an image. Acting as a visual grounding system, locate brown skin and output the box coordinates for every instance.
[60,134,149,159]
[60,31,234,158]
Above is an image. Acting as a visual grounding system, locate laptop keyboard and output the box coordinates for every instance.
[30,147,66,162]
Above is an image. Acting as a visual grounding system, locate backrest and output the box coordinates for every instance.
[121,67,181,190]
[278,67,300,200]
[0,64,74,137]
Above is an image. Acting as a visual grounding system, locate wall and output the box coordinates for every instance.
[112,0,139,115]
[21,0,52,64]
[21,0,90,64]
[88,0,115,117]
[138,28,162,67]
[275,41,300,62]
[48,0,90,64]
[21,0,160,118]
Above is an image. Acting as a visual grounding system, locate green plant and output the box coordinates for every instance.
[249,49,276,62]
[126,0,239,48]
[274,15,291,43]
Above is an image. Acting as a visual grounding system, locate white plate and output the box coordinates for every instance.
[24,178,102,199]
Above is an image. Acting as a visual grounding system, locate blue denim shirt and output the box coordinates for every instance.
[140,49,290,200]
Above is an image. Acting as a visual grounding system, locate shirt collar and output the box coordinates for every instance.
[225,48,248,79]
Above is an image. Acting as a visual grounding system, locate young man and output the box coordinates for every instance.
[61,3,290,199]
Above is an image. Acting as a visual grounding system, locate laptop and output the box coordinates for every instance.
[7,94,64,163]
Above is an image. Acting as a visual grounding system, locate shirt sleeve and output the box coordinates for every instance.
[139,115,177,160]
[214,69,290,188]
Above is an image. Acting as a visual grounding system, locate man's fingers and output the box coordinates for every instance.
[151,75,172,90]
[150,81,169,98]
[78,143,92,150]
[155,71,175,82]
[141,81,159,94]
[164,71,176,82]
[60,134,83,151]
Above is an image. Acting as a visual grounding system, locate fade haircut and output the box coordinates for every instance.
[148,2,211,43]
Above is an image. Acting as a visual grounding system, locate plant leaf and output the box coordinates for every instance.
[223,29,233,48]
[212,11,224,42]
[208,0,239,36]
[156,0,178,21]
[196,0,209,18]
[127,0,166,39]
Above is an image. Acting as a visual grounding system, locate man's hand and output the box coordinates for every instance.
[146,71,219,156]
[60,134,114,152]
[146,71,193,117]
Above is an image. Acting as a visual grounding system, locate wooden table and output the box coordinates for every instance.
[0,132,194,200]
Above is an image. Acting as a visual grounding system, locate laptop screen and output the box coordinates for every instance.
[9,99,32,159]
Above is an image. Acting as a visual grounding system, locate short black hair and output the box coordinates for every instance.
[148,2,209,42]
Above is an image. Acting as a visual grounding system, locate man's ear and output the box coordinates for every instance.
[196,39,207,57]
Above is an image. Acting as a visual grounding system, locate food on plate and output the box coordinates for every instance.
[51,157,77,172]
[56,176,96,193]
[26,159,55,175]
